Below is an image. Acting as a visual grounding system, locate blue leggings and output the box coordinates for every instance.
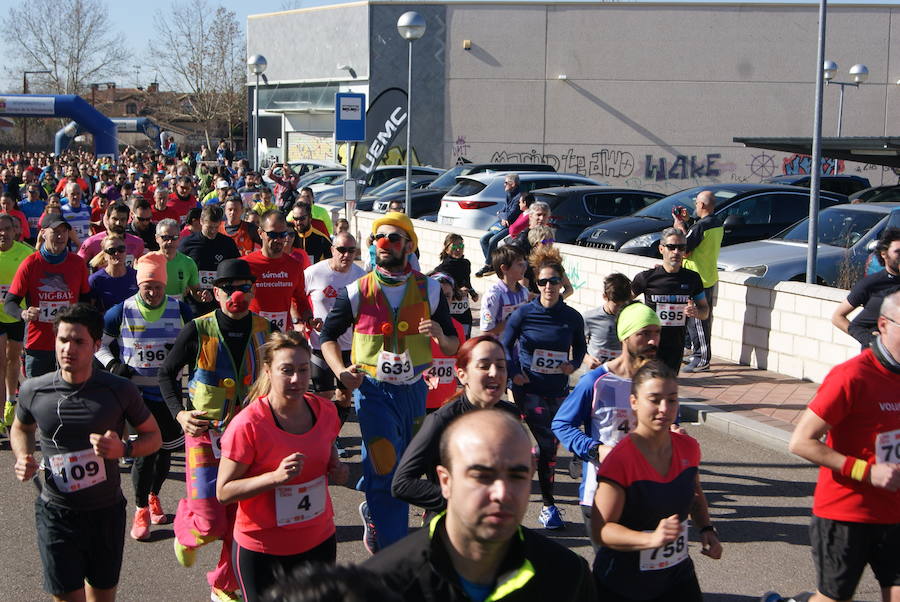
[355,376,426,549]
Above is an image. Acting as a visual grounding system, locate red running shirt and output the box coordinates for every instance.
[426,318,466,409]
[9,252,90,351]
[809,348,900,523]
[243,251,311,331]
[221,394,340,555]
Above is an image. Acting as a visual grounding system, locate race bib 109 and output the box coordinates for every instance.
[49,448,107,493]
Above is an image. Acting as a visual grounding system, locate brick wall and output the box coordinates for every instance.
[352,211,860,384]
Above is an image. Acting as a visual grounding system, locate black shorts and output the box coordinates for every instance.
[811,515,900,600]
[310,349,351,393]
[35,496,126,595]
[0,320,25,342]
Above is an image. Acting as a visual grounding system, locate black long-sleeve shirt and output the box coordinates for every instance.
[391,395,519,511]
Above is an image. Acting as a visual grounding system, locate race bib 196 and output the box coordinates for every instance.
[427,357,456,385]
[376,350,415,384]
[531,349,568,375]
[275,475,327,526]
[128,340,169,368]
[875,428,900,464]
[39,300,70,323]
[656,303,686,327]
[639,521,689,571]
[199,270,216,289]
[259,311,288,332]
[49,448,107,493]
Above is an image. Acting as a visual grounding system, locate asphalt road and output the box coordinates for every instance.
[0,418,883,601]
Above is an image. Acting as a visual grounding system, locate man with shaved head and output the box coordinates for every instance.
[366,409,595,601]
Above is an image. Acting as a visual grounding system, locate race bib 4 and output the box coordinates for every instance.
[275,475,327,526]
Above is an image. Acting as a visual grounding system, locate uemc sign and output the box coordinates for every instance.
[351,88,408,180]
[359,107,407,175]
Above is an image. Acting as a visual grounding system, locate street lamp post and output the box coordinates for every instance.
[247,55,268,171]
[824,61,869,137]
[397,11,426,218]
[22,70,51,153]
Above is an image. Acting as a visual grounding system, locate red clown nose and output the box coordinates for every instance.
[226,290,249,313]
[376,236,392,250]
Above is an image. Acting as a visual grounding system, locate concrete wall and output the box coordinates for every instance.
[352,210,859,383]
[442,2,900,192]
[247,3,370,83]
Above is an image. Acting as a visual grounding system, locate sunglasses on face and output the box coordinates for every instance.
[220,283,253,295]
[450,244,464,251]
[374,232,408,244]
[537,276,562,287]
[134,216,152,222]
[104,246,126,255]
[663,243,687,251]
[158,234,178,242]
[263,230,290,239]
[335,246,356,254]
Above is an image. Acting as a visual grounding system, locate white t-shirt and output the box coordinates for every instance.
[304,260,366,350]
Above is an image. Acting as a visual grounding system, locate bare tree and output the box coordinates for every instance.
[148,0,245,147]
[1,0,130,94]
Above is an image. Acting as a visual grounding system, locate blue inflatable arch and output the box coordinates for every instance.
[0,94,117,157]
[55,117,161,155]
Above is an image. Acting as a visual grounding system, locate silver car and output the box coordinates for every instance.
[716,203,900,287]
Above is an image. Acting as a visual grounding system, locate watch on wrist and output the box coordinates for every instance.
[122,439,134,459]
[587,443,600,463]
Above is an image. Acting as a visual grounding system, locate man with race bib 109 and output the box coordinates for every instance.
[5,214,91,378]
[789,289,900,602]
[553,302,662,547]
[159,258,274,602]
[96,252,193,542]
[631,227,708,375]
[319,212,459,553]
[11,303,161,602]
[242,210,313,333]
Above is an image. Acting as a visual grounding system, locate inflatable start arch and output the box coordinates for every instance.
[0,94,117,157]
[55,117,161,155]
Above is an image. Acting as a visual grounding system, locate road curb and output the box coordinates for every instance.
[681,399,793,456]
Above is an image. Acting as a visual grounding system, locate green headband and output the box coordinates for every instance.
[617,303,661,341]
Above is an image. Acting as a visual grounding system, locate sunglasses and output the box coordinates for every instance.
[374,233,408,244]
[335,246,356,254]
[263,230,291,239]
[220,283,253,295]
[450,244,464,251]
[663,243,687,251]
[537,276,562,287]
[158,234,178,242]
[134,216,152,222]
[540,239,555,245]
[104,246,126,255]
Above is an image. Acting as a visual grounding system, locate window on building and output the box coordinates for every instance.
[125,103,137,115]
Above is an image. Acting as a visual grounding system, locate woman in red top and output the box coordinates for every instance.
[217,331,349,602]
[0,192,30,241]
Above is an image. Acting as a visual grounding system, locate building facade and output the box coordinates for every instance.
[247,1,900,191]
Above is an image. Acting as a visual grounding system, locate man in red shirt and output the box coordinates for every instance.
[4,215,91,378]
[241,211,313,333]
[151,187,180,223]
[790,290,900,602]
[166,176,198,223]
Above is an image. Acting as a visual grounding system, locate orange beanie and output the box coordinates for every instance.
[135,252,168,285]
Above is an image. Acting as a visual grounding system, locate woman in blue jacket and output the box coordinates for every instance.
[501,245,586,530]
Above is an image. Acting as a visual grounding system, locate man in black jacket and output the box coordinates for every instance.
[476,174,522,277]
[366,409,595,601]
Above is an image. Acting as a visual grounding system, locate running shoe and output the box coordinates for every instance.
[130,507,151,541]
[211,588,242,602]
[539,504,565,530]
[567,458,582,480]
[147,493,168,525]
[359,501,379,555]
[682,359,710,373]
[173,538,196,568]
[2,401,15,428]
[474,266,494,278]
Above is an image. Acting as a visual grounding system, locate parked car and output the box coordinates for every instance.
[317,165,445,205]
[372,162,557,218]
[528,186,665,244]
[716,202,900,287]
[356,175,437,212]
[575,183,848,257]
[764,174,870,196]
[438,171,602,230]
[849,184,900,204]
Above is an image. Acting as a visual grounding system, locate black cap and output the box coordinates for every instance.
[41,214,71,230]
[213,258,256,286]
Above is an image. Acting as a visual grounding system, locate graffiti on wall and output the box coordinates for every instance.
[782,154,844,175]
[452,135,471,163]
[562,257,586,291]
[489,148,636,178]
[643,154,721,181]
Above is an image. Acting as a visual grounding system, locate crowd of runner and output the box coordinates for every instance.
[2,146,898,602]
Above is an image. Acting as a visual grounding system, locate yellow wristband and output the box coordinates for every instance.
[850,458,868,482]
